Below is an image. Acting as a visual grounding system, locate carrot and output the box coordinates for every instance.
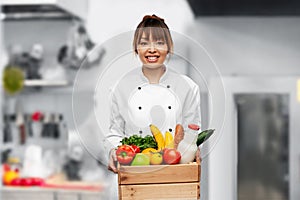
[174,124,184,149]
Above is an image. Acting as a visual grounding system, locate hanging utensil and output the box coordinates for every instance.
[15,100,25,145]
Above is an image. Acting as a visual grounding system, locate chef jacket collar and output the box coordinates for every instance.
[139,65,169,85]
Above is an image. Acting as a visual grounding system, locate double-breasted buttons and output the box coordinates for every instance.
[128,84,179,132]
[138,87,142,111]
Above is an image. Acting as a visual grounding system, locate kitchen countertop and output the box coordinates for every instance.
[1,186,106,200]
[1,173,106,200]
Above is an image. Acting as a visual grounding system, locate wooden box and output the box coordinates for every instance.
[118,162,200,200]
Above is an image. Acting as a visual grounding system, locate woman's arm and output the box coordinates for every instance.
[182,82,201,129]
[105,90,125,172]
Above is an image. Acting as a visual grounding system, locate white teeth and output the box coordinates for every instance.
[147,56,157,62]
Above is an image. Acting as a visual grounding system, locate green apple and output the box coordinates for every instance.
[131,153,150,166]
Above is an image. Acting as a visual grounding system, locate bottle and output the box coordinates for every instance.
[177,124,200,164]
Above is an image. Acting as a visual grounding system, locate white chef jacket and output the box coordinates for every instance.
[105,66,201,153]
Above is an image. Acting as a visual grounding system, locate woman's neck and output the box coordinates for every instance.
[142,65,166,84]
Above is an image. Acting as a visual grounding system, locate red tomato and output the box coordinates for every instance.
[30,177,45,186]
[11,177,45,186]
[20,177,33,186]
[163,148,181,165]
[130,145,140,153]
[116,145,135,165]
[10,178,22,186]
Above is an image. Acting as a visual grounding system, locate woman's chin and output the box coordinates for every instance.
[142,63,164,69]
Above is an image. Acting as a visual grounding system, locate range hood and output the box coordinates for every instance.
[1,0,88,20]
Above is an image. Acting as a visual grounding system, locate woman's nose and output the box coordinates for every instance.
[148,43,157,52]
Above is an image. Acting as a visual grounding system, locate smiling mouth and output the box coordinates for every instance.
[145,56,159,63]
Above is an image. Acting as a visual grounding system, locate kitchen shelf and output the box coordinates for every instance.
[24,79,70,87]
[21,80,95,94]
[1,143,15,151]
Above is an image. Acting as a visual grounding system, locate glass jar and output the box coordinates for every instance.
[7,157,22,173]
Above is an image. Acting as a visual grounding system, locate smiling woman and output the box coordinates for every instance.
[105,14,201,175]
[134,15,172,82]
[137,35,168,64]
[133,15,173,54]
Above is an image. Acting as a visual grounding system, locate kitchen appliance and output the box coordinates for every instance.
[208,77,300,200]
[1,0,88,20]
[236,94,289,199]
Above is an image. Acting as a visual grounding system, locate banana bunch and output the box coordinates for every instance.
[164,131,174,148]
[149,124,174,150]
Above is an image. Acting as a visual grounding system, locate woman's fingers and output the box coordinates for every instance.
[108,148,118,173]
[196,148,202,163]
[108,162,117,173]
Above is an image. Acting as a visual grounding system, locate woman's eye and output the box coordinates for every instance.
[156,41,165,45]
[140,42,148,46]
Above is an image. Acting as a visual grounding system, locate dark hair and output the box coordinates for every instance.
[133,14,173,54]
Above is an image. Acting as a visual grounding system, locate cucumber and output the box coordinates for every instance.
[196,129,215,146]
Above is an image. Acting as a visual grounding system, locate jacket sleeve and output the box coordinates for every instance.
[104,87,125,156]
[182,80,201,130]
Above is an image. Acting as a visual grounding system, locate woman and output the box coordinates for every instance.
[106,14,201,172]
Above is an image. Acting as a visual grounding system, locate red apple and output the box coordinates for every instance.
[163,148,181,164]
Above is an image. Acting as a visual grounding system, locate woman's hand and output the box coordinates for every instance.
[196,148,202,163]
[108,148,118,173]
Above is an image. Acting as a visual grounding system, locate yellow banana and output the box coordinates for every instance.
[150,124,165,150]
[141,148,159,155]
[164,131,174,149]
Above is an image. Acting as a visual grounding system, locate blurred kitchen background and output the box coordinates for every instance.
[0,0,300,200]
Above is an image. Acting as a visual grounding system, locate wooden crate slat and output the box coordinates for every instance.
[118,162,200,185]
[120,182,200,200]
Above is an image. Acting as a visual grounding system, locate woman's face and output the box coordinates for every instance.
[137,32,168,69]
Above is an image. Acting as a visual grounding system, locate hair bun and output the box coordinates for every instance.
[142,14,165,22]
